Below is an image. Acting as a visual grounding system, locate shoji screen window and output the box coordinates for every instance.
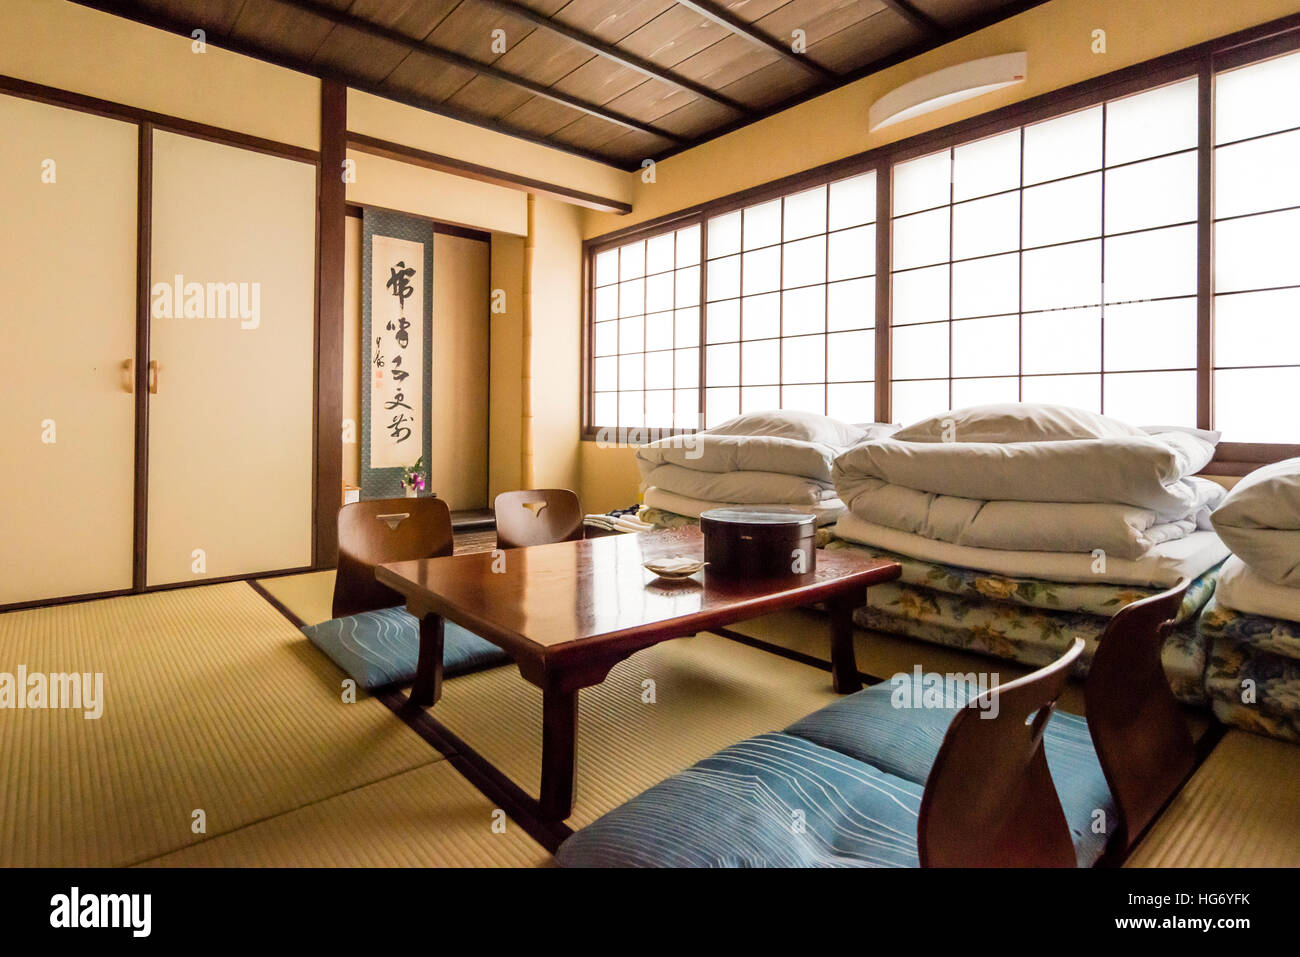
[1214,48,1300,442]
[591,224,701,431]
[889,78,1199,426]
[703,172,877,427]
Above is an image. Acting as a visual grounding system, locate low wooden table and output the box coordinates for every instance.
[377,527,900,822]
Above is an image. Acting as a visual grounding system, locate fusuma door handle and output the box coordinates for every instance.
[122,358,135,394]
[148,360,159,395]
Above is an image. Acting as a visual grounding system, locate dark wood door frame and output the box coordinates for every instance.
[315,80,346,570]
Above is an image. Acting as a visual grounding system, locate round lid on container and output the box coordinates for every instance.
[699,506,817,527]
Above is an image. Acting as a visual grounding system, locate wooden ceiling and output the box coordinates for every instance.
[74,0,1046,168]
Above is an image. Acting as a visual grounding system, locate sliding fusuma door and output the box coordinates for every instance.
[0,94,138,606]
[145,130,316,586]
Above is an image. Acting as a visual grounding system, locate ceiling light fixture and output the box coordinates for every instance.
[869,52,1028,132]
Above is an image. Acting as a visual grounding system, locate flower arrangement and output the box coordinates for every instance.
[401,456,426,497]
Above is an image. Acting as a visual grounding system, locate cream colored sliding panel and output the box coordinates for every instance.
[146,131,315,586]
[0,94,137,605]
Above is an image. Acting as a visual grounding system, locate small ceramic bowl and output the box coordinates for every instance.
[643,556,708,580]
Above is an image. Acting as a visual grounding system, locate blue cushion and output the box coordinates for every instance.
[556,733,923,868]
[785,676,1116,867]
[302,606,509,690]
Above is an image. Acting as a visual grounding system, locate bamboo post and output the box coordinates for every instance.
[520,193,536,488]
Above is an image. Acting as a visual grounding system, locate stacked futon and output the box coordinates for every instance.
[828,404,1231,703]
[1202,458,1300,740]
[636,410,895,534]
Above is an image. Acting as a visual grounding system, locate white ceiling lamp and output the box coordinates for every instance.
[868,52,1028,132]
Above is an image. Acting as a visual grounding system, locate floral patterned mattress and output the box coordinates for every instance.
[1202,596,1300,743]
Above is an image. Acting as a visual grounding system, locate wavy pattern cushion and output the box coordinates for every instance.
[555,733,923,868]
[302,606,509,690]
[786,677,1116,867]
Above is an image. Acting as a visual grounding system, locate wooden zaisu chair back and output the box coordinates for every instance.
[494,488,584,549]
[332,497,454,619]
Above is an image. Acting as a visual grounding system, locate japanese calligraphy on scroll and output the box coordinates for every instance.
[367,234,425,470]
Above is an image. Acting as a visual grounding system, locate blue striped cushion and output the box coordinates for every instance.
[302,606,509,690]
[556,733,923,868]
[785,677,1116,867]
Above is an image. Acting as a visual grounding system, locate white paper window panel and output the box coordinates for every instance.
[706,343,740,387]
[1021,240,1100,311]
[1215,49,1300,145]
[646,390,674,427]
[1215,209,1300,292]
[1021,173,1101,248]
[828,277,875,331]
[646,350,673,390]
[675,348,700,388]
[952,253,1019,320]
[1104,77,1199,167]
[1215,289,1300,367]
[1214,367,1300,441]
[893,322,950,379]
[952,191,1019,260]
[741,338,780,385]
[708,211,741,259]
[892,207,950,271]
[1105,153,1197,234]
[645,271,675,313]
[893,150,951,217]
[783,235,827,288]
[1103,370,1197,425]
[892,264,950,325]
[829,172,877,230]
[783,285,826,336]
[1021,373,1101,411]
[892,379,951,425]
[619,391,643,427]
[706,255,740,301]
[593,392,616,426]
[1104,225,1197,304]
[619,314,644,353]
[675,265,701,307]
[595,249,618,286]
[784,185,828,241]
[828,225,875,281]
[952,376,1019,408]
[706,387,740,427]
[827,329,875,382]
[618,353,644,391]
[742,246,782,296]
[675,307,700,347]
[594,320,618,357]
[1021,308,1101,374]
[1103,298,1197,371]
[595,284,617,321]
[1023,106,1103,185]
[953,128,1020,202]
[706,299,740,343]
[1216,130,1300,219]
[645,311,673,351]
[619,240,645,281]
[743,385,781,413]
[676,224,701,267]
[744,199,782,251]
[782,384,826,414]
[952,314,1019,377]
[618,277,644,317]
[828,382,875,423]
[674,389,700,429]
[783,334,827,384]
[646,232,676,275]
[594,356,616,391]
[743,292,782,340]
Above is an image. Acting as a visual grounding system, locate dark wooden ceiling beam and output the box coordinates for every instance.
[269,0,689,144]
[672,0,838,81]
[468,0,751,115]
[877,0,945,37]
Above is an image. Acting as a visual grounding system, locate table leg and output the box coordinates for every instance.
[409,613,445,707]
[828,588,865,694]
[539,685,578,821]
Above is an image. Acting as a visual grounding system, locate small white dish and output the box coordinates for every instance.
[643,556,708,580]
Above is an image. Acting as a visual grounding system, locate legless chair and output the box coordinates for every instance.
[494,489,584,550]
[333,497,454,619]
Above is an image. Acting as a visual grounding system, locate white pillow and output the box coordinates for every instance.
[893,403,1144,444]
[707,409,867,448]
[1212,457,1300,586]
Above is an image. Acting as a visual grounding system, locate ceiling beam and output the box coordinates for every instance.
[271,0,685,144]
[470,0,752,116]
[672,0,838,82]
[877,0,945,37]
